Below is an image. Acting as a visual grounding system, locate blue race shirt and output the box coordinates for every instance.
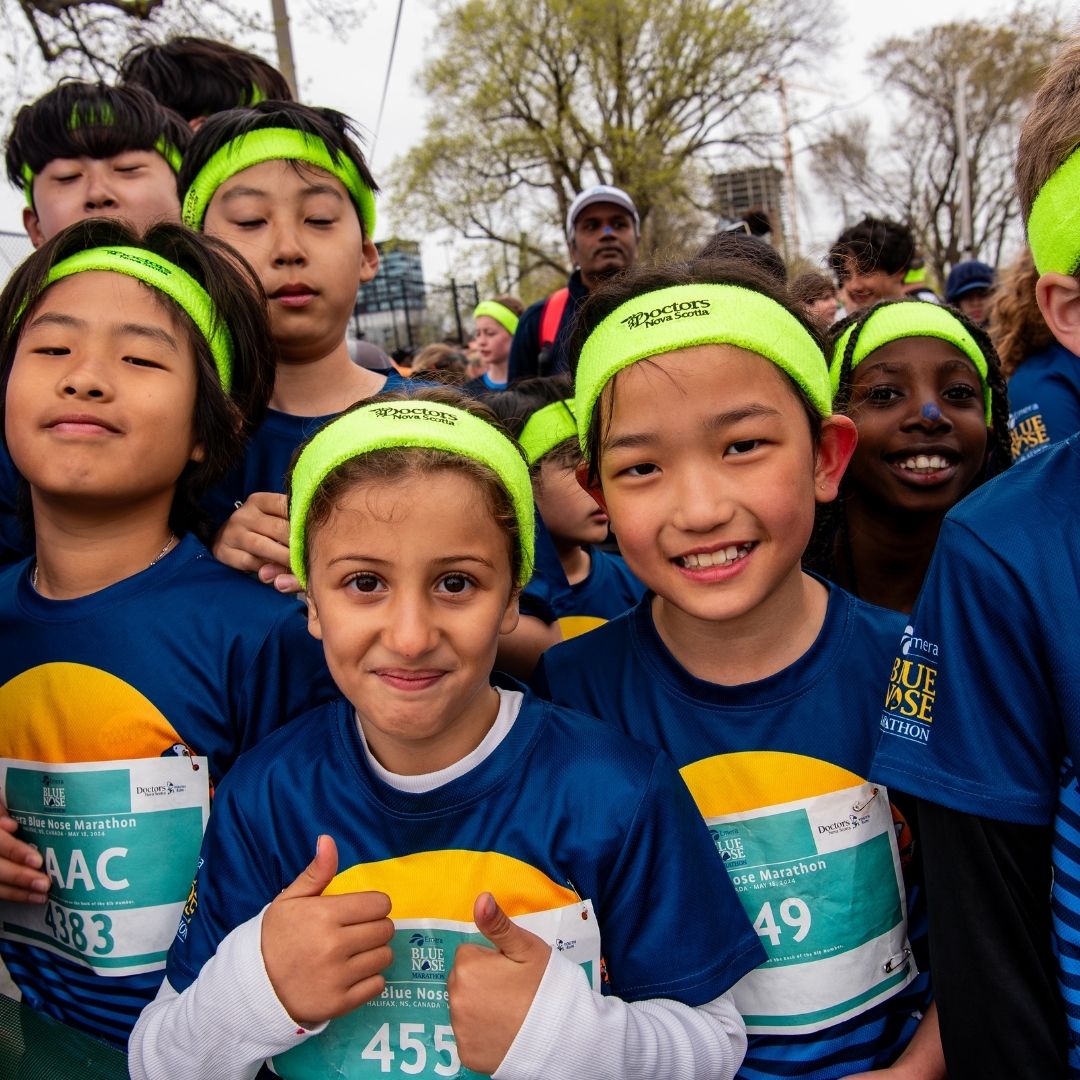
[1008,342,1080,463]
[872,433,1080,1067]
[203,369,412,528]
[0,535,337,1045]
[167,690,764,1074]
[535,584,933,1078]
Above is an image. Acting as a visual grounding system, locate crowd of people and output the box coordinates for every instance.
[0,27,1077,1080]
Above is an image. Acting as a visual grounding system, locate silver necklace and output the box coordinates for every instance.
[31,533,178,592]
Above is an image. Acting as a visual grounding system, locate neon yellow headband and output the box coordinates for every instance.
[473,301,519,336]
[903,266,927,285]
[29,247,234,392]
[575,283,832,454]
[22,138,183,208]
[289,401,535,589]
[1028,145,1080,276]
[182,128,376,237]
[519,400,577,465]
[833,301,991,423]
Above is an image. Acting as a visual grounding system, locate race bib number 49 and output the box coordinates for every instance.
[709,782,916,1034]
[0,757,209,976]
[271,901,600,1079]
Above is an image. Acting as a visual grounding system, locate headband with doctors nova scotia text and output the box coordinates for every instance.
[181,128,376,237]
[575,283,833,454]
[288,400,535,589]
[830,301,992,424]
[18,246,233,392]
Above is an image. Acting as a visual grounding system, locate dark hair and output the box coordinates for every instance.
[5,81,190,205]
[790,271,836,306]
[119,36,293,122]
[0,218,275,541]
[288,385,527,588]
[569,259,828,484]
[178,101,379,233]
[828,217,915,281]
[484,375,578,468]
[806,298,1012,575]
[696,232,787,284]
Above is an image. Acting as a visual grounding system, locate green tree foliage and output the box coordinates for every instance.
[391,0,831,286]
[811,4,1062,281]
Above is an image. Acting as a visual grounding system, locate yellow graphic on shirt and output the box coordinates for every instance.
[680,750,865,817]
[557,615,607,640]
[0,662,184,762]
[1011,411,1050,459]
[325,849,580,920]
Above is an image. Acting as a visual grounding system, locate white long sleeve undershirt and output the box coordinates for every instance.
[129,908,746,1080]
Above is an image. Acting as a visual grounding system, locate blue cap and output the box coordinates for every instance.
[945,260,995,303]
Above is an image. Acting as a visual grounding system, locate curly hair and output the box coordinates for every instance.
[989,248,1055,378]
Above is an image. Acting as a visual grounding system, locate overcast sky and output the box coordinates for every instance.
[0,0,1068,274]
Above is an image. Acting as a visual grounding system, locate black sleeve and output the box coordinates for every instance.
[918,798,1068,1078]
[508,302,542,382]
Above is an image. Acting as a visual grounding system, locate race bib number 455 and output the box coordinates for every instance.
[271,901,600,1079]
[0,757,209,976]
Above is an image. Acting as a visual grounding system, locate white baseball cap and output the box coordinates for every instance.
[566,185,640,243]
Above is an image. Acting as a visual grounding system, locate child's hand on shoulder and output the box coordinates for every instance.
[261,835,393,1028]
[0,803,50,902]
[212,492,301,592]
[449,892,552,1074]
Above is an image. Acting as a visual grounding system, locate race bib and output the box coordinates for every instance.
[271,899,600,1079]
[708,781,915,1034]
[0,756,209,976]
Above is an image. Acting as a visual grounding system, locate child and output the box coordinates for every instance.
[5,80,189,247]
[533,261,943,1077]
[0,81,191,563]
[119,36,293,129]
[0,219,336,1046]
[463,296,522,395]
[991,247,1080,461]
[128,388,761,1079]
[871,36,1080,1076]
[829,217,920,314]
[808,299,1011,613]
[489,376,645,637]
[177,100,410,591]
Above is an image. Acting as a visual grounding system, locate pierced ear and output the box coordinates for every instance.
[575,461,607,512]
[1036,272,1080,355]
[23,206,45,249]
[357,236,380,286]
[814,415,858,503]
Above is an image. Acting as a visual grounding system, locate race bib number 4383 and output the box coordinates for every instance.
[0,757,209,976]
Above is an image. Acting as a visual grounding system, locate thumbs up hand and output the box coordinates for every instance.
[448,892,552,1074]
[261,835,394,1028]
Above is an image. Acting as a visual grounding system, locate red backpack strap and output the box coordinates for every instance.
[539,287,571,348]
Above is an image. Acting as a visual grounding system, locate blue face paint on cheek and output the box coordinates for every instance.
[921,402,942,421]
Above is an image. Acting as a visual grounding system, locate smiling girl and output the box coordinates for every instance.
[130,387,761,1080]
[535,261,943,1078]
[0,219,335,1046]
[809,299,1012,613]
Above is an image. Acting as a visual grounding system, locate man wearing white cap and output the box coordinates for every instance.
[509,184,640,380]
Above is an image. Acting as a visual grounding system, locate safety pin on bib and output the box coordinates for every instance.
[851,787,880,814]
